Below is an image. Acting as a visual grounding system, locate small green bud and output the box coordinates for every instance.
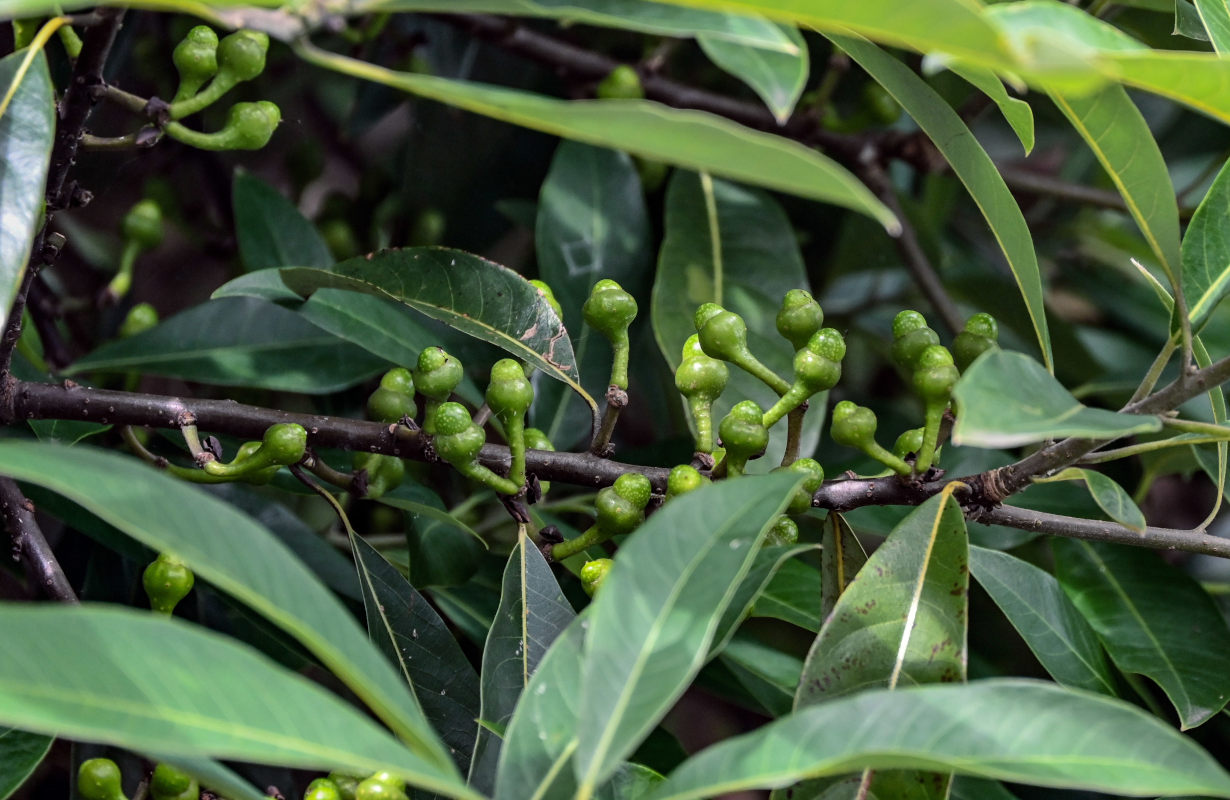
[581,558,614,596]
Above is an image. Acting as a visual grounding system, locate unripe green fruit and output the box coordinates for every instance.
[953,313,999,371]
[366,773,405,792]
[367,387,417,424]
[681,334,706,362]
[408,208,446,247]
[764,515,799,546]
[613,472,652,509]
[78,758,126,800]
[776,289,824,350]
[172,25,218,99]
[260,422,308,465]
[782,457,824,515]
[119,302,159,338]
[594,486,645,535]
[596,65,644,100]
[304,778,343,800]
[432,403,485,465]
[719,400,769,476]
[830,400,878,450]
[674,354,728,401]
[693,302,724,332]
[143,553,194,615]
[863,81,902,124]
[354,776,406,800]
[583,279,638,340]
[914,345,959,403]
[529,279,564,320]
[892,326,940,371]
[415,347,463,400]
[893,427,926,460]
[524,427,555,494]
[666,464,708,499]
[150,764,197,800]
[581,558,614,596]
[327,774,360,800]
[217,29,269,83]
[963,312,998,340]
[122,199,163,251]
[892,309,928,340]
[224,100,281,150]
[487,358,534,417]
[379,367,415,395]
[353,452,405,498]
[696,309,748,363]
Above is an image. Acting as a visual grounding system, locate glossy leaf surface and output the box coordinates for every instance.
[0,728,50,800]
[1182,157,1230,327]
[697,23,807,123]
[232,171,333,272]
[953,350,1161,447]
[712,544,817,655]
[820,511,867,621]
[645,680,1230,800]
[67,297,387,393]
[1053,539,1230,728]
[969,546,1117,695]
[752,558,824,632]
[574,472,802,792]
[947,63,1035,154]
[0,49,54,334]
[1044,468,1147,533]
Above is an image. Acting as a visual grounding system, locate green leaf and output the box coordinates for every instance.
[27,418,110,445]
[0,605,476,798]
[469,534,576,795]
[0,727,51,800]
[0,442,453,769]
[968,546,1117,695]
[1195,0,1230,53]
[0,49,54,334]
[792,488,967,800]
[573,472,802,792]
[651,171,824,467]
[712,544,818,655]
[279,248,597,416]
[493,611,588,800]
[952,350,1162,447]
[66,297,387,393]
[1050,84,1182,290]
[820,511,866,621]
[349,533,481,773]
[751,558,824,632]
[232,171,333,272]
[213,268,306,303]
[697,23,808,123]
[719,634,804,717]
[645,680,1230,800]
[834,34,1052,370]
[533,142,650,448]
[946,63,1035,155]
[1182,158,1230,327]
[1044,468,1147,533]
[949,776,1021,800]
[294,44,898,233]
[1176,0,1212,40]
[144,756,267,800]
[1053,539,1230,729]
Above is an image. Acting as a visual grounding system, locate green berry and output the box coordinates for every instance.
[353,452,405,498]
[892,326,940,372]
[775,289,824,350]
[223,100,281,150]
[892,310,927,340]
[78,758,126,800]
[595,475,650,536]
[762,329,845,428]
[259,422,308,465]
[953,313,999,371]
[583,279,638,341]
[893,427,926,460]
[122,199,163,251]
[327,774,360,800]
[143,553,194,615]
[150,764,197,800]
[693,303,724,332]
[666,464,708,499]
[432,402,485,464]
[581,558,614,596]
[119,302,159,338]
[913,345,959,403]
[486,358,534,418]
[216,29,269,83]
[764,515,799,546]
[613,472,652,509]
[354,776,406,800]
[719,400,769,476]
[408,208,446,246]
[863,82,902,124]
[830,401,912,476]
[963,312,998,340]
[675,353,728,453]
[596,65,644,100]
[415,347,463,401]
[680,334,706,362]
[697,307,790,395]
[782,457,824,515]
[379,367,415,395]
[367,387,417,424]
[172,25,219,100]
[304,778,343,800]
[529,279,564,320]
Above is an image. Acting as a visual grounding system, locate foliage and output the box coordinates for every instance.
[4,2,1230,799]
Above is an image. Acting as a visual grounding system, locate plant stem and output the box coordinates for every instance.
[781,405,806,466]
[550,524,606,561]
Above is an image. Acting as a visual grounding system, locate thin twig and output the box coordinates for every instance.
[976,505,1230,558]
[0,478,78,602]
[589,384,628,457]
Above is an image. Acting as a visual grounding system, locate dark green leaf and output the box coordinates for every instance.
[953,350,1161,447]
[646,680,1230,800]
[697,23,808,123]
[719,634,804,717]
[1054,539,1230,728]
[713,544,817,655]
[27,419,110,445]
[280,248,596,414]
[1195,0,1230,52]
[820,511,866,621]
[651,171,822,467]
[1050,468,1147,533]
[66,297,387,393]
[0,49,54,333]
[0,727,51,800]
[573,472,802,792]
[0,605,475,798]
[350,533,480,772]
[469,534,576,795]
[969,546,1117,695]
[232,171,332,272]
[751,558,824,632]
[1182,157,1230,327]
[946,63,1034,154]
[0,442,452,768]
[381,485,486,588]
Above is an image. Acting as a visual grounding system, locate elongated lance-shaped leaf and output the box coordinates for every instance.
[698,23,808,123]
[349,532,481,773]
[945,63,1035,155]
[0,442,454,771]
[752,559,824,631]
[711,544,818,658]
[1182,157,1230,328]
[651,172,824,467]
[278,248,597,419]
[573,472,803,794]
[493,611,588,800]
[969,546,1117,695]
[232,170,333,272]
[953,350,1161,447]
[1040,468,1146,533]
[0,605,480,799]
[790,486,967,800]
[821,511,867,621]
[833,34,1052,370]
[644,680,1230,800]
[470,533,576,795]
[0,727,50,800]
[1195,0,1230,53]
[293,43,899,234]
[0,49,54,335]
[144,756,268,800]
[1053,539,1230,728]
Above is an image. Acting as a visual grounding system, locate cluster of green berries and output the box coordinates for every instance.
[161,26,280,151]
[76,759,409,800]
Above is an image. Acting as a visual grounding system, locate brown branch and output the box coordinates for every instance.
[976,505,1230,559]
[0,478,78,602]
[998,164,1197,220]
